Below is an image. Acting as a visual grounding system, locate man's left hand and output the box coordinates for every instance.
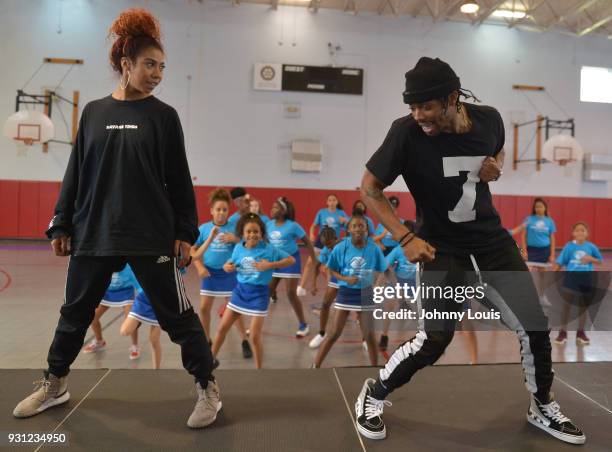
[479,157,503,182]
[174,240,192,268]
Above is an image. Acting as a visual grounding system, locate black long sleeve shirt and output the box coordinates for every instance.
[46,95,199,256]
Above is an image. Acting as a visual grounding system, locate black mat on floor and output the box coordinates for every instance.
[337,363,612,452]
[1,364,611,451]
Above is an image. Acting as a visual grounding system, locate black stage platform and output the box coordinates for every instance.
[1,363,611,451]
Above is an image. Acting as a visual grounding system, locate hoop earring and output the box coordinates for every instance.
[120,71,131,90]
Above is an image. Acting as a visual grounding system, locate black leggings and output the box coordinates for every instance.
[47,255,214,384]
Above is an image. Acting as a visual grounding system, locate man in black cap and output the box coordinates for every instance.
[355,57,585,444]
[228,187,251,227]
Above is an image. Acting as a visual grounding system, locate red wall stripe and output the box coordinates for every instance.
[0,180,610,248]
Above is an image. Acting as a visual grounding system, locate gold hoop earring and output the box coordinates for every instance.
[120,71,131,90]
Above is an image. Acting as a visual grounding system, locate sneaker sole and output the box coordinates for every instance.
[526,413,586,445]
[14,391,70,418]
[129,354,140,360]
[356,422,386,440]
[576,339,590,345]
[554,339,567,345]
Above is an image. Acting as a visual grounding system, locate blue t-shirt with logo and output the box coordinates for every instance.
[266,219,305,256]
[326,238,387,289]
[524,215,556,247]
[108,264,138,291]
[314,208,349,237]
[556,241,602,272]
[375,220,405,248]
[229,241,290,285]
[385,245,417,281]
[195,221,236,269]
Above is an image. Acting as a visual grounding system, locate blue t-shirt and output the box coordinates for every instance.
[108,264,138,291]
[326,238,387,289]
[375,221,404,248]
[228,212,242,233]
[524,215,556,247]
[314,208,349,237]
[319,245,332,266]
[259,214,270,223]
[385,245,417,281]
[267,219,306,256]
[195,221,236,269]
[365,216,376,235]
[229,241,290,285]
[556,241,602,272]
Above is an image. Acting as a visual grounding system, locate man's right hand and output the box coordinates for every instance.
[402,236,436,263]
[51,235,70,256]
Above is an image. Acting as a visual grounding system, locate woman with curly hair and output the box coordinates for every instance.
[13,8,220,429]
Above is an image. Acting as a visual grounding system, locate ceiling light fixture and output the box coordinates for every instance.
[460,2,480,14]
[492,9,527,19]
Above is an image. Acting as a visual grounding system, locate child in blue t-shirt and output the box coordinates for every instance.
[249,197,270,224]
[299,194,349,298]
[82,264,139,360]
[373,220,417,351]
[191,188,251,359]
[211,213,294,369]
[372,195,403,256]
[553,222,603,346]
[308,226,341,350]
[267,197,316,338]
[519,198,557,265]
[313,214,387,368]
[119,271,184,370]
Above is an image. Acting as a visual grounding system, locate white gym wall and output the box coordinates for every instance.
[1,0,611,197]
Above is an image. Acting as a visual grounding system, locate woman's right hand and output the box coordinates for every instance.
[51,235,70,256]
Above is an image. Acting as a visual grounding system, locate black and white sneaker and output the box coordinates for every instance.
[527,394,586,444]
[355,378,392,440]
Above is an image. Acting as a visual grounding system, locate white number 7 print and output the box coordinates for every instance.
[442,156,484,223]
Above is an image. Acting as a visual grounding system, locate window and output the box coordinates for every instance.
[580,66,612,104]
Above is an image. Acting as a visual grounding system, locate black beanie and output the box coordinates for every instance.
[403,57,460,104]
[230,187,247,200]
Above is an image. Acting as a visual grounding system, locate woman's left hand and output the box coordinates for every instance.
[174,240,192,268]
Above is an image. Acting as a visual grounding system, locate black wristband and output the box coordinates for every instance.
[400,233,416,248]
[397,231,411,245]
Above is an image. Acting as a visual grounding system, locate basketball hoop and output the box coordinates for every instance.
[542,134,583,176]
[3,110,54,155]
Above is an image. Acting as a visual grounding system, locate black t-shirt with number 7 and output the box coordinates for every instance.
[366,103,514,254]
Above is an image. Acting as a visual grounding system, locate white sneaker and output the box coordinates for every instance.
[296,286,307,297]
[129,345,140,360]
[309,333,325,349]
[362,341,368,351]
[83,339,106,354]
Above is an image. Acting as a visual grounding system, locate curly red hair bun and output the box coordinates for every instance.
[108,8,163,74]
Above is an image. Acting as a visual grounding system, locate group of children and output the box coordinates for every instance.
[510,197,604,345]
[81,192,603,369]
